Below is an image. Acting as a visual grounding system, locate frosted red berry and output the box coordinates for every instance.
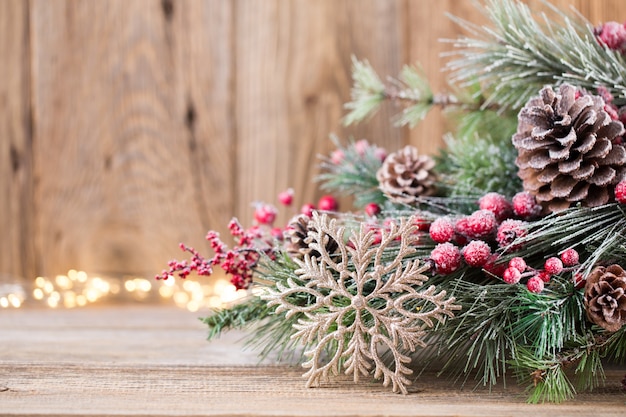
[429,217,456,243]
[462,240,492,267]
[318,195,339,212]
[479,192,512,221]
[483,254,507,277]
[527,276,545,293]
[512,191,541,219]
[544,257,564,275]
[365,202,381,217]
[331,149,345,164]
[430,242,462,275]
[464,210,497,239]
[254,203,277,225]
[502,267,522,284]
[509,257,527,273]
[497,219,527,250]
[537,271,552,283]
[300,203,315,217]
[615,180,626,203]
[278,188,294,206]
[560,248,579,266]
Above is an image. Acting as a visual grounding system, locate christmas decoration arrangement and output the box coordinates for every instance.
[158,0,626,403]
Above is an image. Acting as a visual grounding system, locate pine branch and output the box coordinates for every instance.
[317,136,387,208]
[445,0,626,110]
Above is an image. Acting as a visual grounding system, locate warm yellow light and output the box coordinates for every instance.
[173,291,189,307]
[67,269,78,280]
[76,295,87,307]
[163,277,175,287]
[76,270,88,283]
[84,288,99,302]
[43,281,54,294]
[159,285,175,298]
[63,291,77,308]
[55,275,71,289]
[33,288,44,300]
[110,282,121,294]
[8,294,22,308]
[186,300,200,312]
[35,276,46,288]
[47,297,59,308]
[124,280,137,292]
[136,279,151,292]
[0,297,8,308]
[208,295,222,308]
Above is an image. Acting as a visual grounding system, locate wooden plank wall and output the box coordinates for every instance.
[1,0,625,283]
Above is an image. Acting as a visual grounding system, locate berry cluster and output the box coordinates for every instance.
[424,192,582,293]
[156,219,272,290]
[427,192,534,276]
[500,249,580,293]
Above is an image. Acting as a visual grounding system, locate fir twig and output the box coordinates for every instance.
[445,0,626,110]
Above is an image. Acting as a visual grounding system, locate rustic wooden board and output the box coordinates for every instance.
[234,0,408,226]
[29,0,235,278]
[0,306,625,416]
[0,0,36,284]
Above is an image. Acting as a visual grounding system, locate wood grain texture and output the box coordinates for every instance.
[234,0,408,226]
[29,0,234,278]
[0,0,36,284]
[0,306,625,416]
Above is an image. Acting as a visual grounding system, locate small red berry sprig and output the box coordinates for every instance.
[500,248,580,293]
[156,219,273,290]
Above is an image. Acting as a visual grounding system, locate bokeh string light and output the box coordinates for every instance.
[1,270,247,311]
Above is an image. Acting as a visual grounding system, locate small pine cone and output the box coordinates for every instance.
[376,145,437,204]
[513,84,626,213]
[584,264,626,332]
[283,214,338,259]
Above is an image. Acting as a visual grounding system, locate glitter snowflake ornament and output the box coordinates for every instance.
[264,212,460,394]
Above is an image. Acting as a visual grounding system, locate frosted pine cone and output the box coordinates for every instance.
[513,84,626,213]
[283,214,338,259]
[376,145,436,204]
[584,264,626,332]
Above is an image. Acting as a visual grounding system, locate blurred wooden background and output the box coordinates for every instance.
[1,0,625,284]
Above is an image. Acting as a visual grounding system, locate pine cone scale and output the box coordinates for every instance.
[584,264,626,332]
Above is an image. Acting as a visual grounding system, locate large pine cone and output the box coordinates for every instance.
[283,214,338,259]
[376,145,436,204]
[584,264,626,332]
[513,84,626,213]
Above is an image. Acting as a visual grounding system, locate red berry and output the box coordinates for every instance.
[573,273,585,289]
[414,217,431,231]
[278,189,294,206]
[479,192,512,221]
[497,219,527,250]
[365,203,381,217]
[270,227,284,240]
[527,276,545,293]
[318,195,339,212]
[331,149,345,164]
[455,216,470,235]
[509,257,527,273]
[560,248,579,266]
[254,203,277,225]
[429,217,456,243]
[462,240,492,267]
[616,180,626,203]
[430,243,462,275]
[503,267,522,284]
[512,191,542,219]
[483,254,507,277]
[537,271,552,283]
[544,257,563,275]
[300,203,315,217]
[465,210,497,240]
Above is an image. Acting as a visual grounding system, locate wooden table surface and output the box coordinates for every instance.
[1,305,625,416]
